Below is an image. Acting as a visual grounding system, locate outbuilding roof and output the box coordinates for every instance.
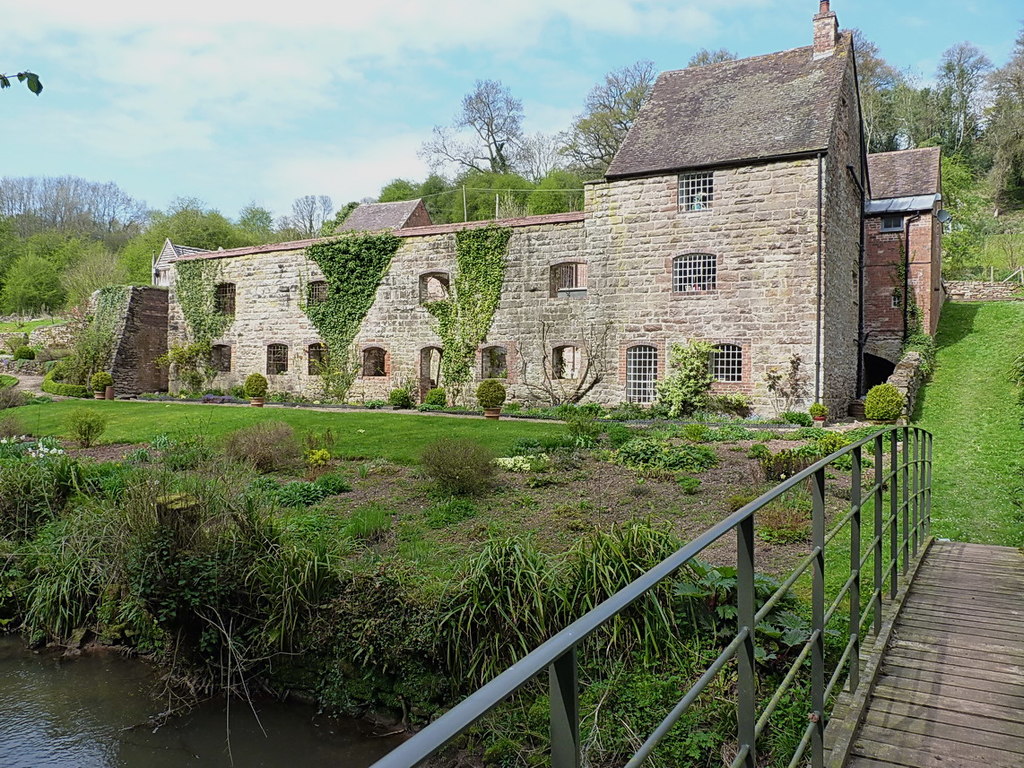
[340,199,430,232]
[605,36,852,179]
[867,147,941,201]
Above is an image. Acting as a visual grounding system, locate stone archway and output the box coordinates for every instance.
[419,346,442,402]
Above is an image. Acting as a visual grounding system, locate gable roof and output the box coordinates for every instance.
[605,36,852,179]
[154,238,210,271]
[867,147,941,201]
[340,199,430,232]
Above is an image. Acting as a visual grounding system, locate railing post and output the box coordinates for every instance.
[737,515,757,768]
[911,429,919,558]
[873,434,884,635]
[901,426,910,573]
[925,432,933,535]
[849,445,862,694]
[811,466,826,768]
[550,648,580,768]
[889,430,898,599]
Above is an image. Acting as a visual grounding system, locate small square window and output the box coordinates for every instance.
[307,281,328,305]
[881,215,903,233]
[550,263,587,298]
[892,292,901,308]
[678,172,714,212]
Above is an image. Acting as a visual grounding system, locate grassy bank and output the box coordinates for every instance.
[913,301,1024,546]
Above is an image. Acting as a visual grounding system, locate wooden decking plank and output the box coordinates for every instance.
[895,617,1024,643]
[872,673,1024,709]
[845,759,908,768]
[906,585,1024,607]
[879,662,1024,699]
[888,637,1024,667]
[893,628,1024,658]
[864,707,1024,753]
[910,580,1024,600]
[867,697,1024,738]
[871,684,1024,727]
[882,651,1024,684]
[899,602,1024,623]
[854,728,1022,767]
[884,647,1024,678]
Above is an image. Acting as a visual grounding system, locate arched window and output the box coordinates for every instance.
[672,254,717,293]
[552,345,581,379]
[307,280,328,306]
[481,346,508,379]
[362,347,387,377]
[712,344,743,382]
[307,343,327,375]
[215,283,236,315]
[419,272,450,303]
[210,344,231,373]
[550,262,588,298]
[266,344,288,375]
[626,345,658,404]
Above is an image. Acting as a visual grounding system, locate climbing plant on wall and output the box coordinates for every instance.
[175,259,233,345]
[425,226,512,401]
[56,285,130,386]
[302,232,402,398]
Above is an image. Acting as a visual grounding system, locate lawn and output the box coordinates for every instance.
[0,318,65,334]
[12,399,568,464]
[913,301,1024,546]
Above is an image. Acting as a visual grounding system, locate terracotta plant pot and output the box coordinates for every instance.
[483,407,502,420]
[105,385,115,400]
[812,416,826,425]
[250,397,265,408]
[93,391,104,400]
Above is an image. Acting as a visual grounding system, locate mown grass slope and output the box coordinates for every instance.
[913,301,1024,545]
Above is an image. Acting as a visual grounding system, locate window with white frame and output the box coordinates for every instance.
[550,262,588,298]
[626,345,658,404]
[891,292,901,308]
[672,253,717,292]
[481,346,508,379]
[552,345,581,379]
[881,214,903,232]
[678,171,714,211]
[711,344,743,383]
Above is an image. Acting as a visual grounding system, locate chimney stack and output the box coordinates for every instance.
[813,1,839,59]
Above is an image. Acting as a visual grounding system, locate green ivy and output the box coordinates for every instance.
[175,260,233,344]
[426,227,512,398]
[302,232,402,395]
[59,286,130,385]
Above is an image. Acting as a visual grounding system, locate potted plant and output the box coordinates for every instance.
[864,383,904,424]
[476,379,507,420]
[244,373,269,407]
[91,371,114,400]
[809,402,828,425]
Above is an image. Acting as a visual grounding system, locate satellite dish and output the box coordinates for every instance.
[937,209,952,224]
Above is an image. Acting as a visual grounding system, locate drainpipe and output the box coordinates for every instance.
[903,214,922,341]
[815,153,824,403]
[847,165,866,397]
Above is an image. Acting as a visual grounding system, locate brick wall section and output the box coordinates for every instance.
[110,287,168,396]
[945,281,1024,302]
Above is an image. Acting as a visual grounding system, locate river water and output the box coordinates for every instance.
[0,636,404,767]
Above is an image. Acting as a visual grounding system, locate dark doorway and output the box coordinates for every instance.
[863,353,896,390]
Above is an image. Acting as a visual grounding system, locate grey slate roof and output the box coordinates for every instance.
[340,199,427,232]
[867,147,941,201]
[154,238,210,271]
[605,36,851,178]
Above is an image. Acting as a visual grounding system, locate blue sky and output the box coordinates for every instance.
[3,0,1021,223]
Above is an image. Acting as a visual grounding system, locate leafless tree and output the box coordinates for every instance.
[284,195,334,238]
[519,132,564,182]
[517,321,611,405]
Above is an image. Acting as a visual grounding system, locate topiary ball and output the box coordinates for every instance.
[476,379,507,409]
[864,383,904,422]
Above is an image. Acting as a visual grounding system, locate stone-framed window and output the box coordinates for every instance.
[419,272,450,303]
[266,343,288,375]
[481,345,508,379]
[307,280,328,306]
[891,291,901,309]
[626,345,658,404]
[711,344,743,383]
[210,344,231,373]
[672,253,717,293]
[307,343,327,375]
[362,347,387,377]
[881,214,903,233]
[215,283,236,315]
[678,171,714,211]
[550,262,588,299]
[552,345,582,379]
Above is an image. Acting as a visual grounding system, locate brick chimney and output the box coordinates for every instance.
[813,0,839,59]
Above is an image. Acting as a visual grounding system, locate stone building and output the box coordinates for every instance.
[153,239,210,287]
[156,2,936,416]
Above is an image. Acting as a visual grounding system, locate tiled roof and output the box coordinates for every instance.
[155,238,210,270]
[340,199,426,232]
[171,212,585,263]
[606,36,851,178]
[867,147,941,201]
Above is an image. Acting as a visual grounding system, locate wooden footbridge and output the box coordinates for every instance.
[371,427,1024,768]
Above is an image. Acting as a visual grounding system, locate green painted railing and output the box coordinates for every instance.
[371,426,933,768]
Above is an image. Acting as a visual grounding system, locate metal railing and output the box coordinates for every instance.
[371,426,933,768]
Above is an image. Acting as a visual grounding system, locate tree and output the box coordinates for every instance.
[237,204,275,242]
[60,247,126,310]
[560,61,657,178]
[0,71,42,94]
[851,30,905,153]
[377,179,420,203]
[936,42,992,158]
[421,79,525,175]
[687,49,736,68]
[527,170,585,215]
[986,28,1024,209]
[519,132,564,182]
[320,201,361,235]
[0,253,63,314]
[283,195,333,238]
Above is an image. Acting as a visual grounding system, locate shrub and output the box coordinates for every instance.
[63,408,108,448]
[224,421,302,472]
[758,447,817,482]
[0,412,25,438]
[0,374,17,389]
[41,370,91,398]
[243,373,269,398]
[388,388,414,409]
[0,387,27,410]
[90,371,114,391]
[708,393,751,417]
[680,424,711,443]
[604,424,635,449]
[424,387,447,406]
[728,491,760,512]
[864,383,904,422]
[306,448,332,469]
[808,402,828,419]
[13,346,35,361]
[655,340,715,417]
[781,411,813,427]
[424,498,478,529]
[677,476,701,495]
[814,431,849,457]
[759,496,812,544]
[3,333,28,354]
[476,379,507,409]
[421,438,496,496]
[617,438,719,473]
[747,444,771,461]
[158,433,214,471]
[563,408,600,448]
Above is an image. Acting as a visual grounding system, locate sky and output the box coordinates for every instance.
[2,0,1022,223]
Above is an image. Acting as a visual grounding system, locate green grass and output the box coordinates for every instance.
[0,318,64,334]
[913,301,1024,546]
[12,399,566,464]
[0,375,17,389]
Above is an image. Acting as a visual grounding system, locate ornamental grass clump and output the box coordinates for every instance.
[63,408,108,448]
[864,383,905,422]
[421,437,496,496]
[224,420,302,473]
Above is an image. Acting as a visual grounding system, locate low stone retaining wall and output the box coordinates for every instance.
[885,350,927,421]
[945,280,1023,302]
[29,322,77,349]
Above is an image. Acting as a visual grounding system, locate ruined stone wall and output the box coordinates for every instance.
[110,287,168,396]
[945,281,1024,302]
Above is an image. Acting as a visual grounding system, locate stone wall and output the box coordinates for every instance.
[29,322,77,349]
[110,287,168,396]
[945,281,1024,302]
[885,350,927,421]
